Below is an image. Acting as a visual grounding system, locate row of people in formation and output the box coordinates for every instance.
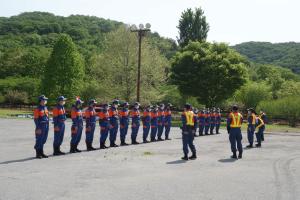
[193,108,222,136]
[33,95,174,159]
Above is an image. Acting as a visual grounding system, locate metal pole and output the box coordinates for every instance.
[137,31,142,102]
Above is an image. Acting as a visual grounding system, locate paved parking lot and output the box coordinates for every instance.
[0,119,300,200]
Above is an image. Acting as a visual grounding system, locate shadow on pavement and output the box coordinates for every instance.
[218,158,237,163]
[166,159,187,164]
[0,157,37,165]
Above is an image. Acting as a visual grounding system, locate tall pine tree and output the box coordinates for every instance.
[177,7,209,48]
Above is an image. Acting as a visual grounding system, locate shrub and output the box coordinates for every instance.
[258,96,300,127]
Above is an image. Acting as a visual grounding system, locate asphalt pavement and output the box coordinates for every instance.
[0,119,299,200]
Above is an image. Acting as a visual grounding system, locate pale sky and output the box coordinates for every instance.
[1,0,299,45]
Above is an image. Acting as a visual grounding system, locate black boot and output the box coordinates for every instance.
[57,147,65,155]
[41,149,48,158]
[143,140,150,143]
[181,154,188,160]
[189,153,197,160]
[157,137,164,141]
[75,144,82,152]
[132,139,139,145]
[110,142,118,147]
[100,142,108,149]
[255,143,261,148]
[36,149,42,159]
[165,137,171,140]
[150,138,156,142]
[238,152,243,159]
[53,146,60,156]
[246,144,253,148]
[120,140,129,146]
[70,144,76,153]
[231,152,237,159]
[86,142,96,151]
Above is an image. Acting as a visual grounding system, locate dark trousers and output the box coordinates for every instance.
[256,126,264,145]
[85,122,95,144]
[71,124,83,145]
[34,123,49,150]
[210,123,215,134]
[216,123,220,134]
[150,125,157,140]
[247,124,255,145]
[182,126,196,155]
[229,128,243,154]
[100,126,109,143]
[109,122,119,144]
[143,124,150,141]
[120,123,128,143]
[54,122,65,148]
[164,121,171,139]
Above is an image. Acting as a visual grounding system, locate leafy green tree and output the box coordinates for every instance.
[277,80,300,98]
[234,81,271,109]
[171,42,248,107]
[91,26,168,104]
[177,7,209,48]
[42,34,85,102]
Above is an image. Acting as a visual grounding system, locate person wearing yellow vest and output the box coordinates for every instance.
[181,103,197,160]
[255,115,265,147]
[227,105,243,159]
[246,108,257,148]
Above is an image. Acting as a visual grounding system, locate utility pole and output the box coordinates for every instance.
[130,23,151,102]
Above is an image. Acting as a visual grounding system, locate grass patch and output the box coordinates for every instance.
[0,108,33,118]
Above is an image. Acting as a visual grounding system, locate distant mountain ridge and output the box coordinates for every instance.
[233,42,300,73]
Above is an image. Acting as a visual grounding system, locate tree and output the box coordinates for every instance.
[42,34,85,102]
[90,26,168,104]
[234,81,271,109]
[177,7,209,48]
[171,42,248,107]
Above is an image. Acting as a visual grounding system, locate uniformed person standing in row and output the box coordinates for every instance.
[181,103,197,160]
[33,95,49,159]
[210,108,216,135]
[70,97,84,153]
[109,100,119,147]
[215,108,221,134]
[198,108,205,136]
[119,102,130,146]
[142,105,151,143]
[164,103,172,140]
[85,99,97,151]
[259,110,267,141]
[131,102,141,144]
[99,103,110,149]
[157,103,165,141]
[227,105,243,159]
[246,108,256,148]
[150,105,158,142]
[204,108,211,135]
[52,96,67,156]
[255,114,265,147]
[193,108,199,137]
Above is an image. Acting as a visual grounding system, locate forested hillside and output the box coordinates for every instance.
[233,42,300,73]
[0,12,177,104]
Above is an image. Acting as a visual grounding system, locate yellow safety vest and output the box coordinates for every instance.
[230,112,242,128]
[185,111,194,126]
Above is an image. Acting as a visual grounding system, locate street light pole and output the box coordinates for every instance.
[130,23,151,102]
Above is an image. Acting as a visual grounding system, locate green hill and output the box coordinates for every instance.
[233,42,300,73]
[0,12,177,79]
